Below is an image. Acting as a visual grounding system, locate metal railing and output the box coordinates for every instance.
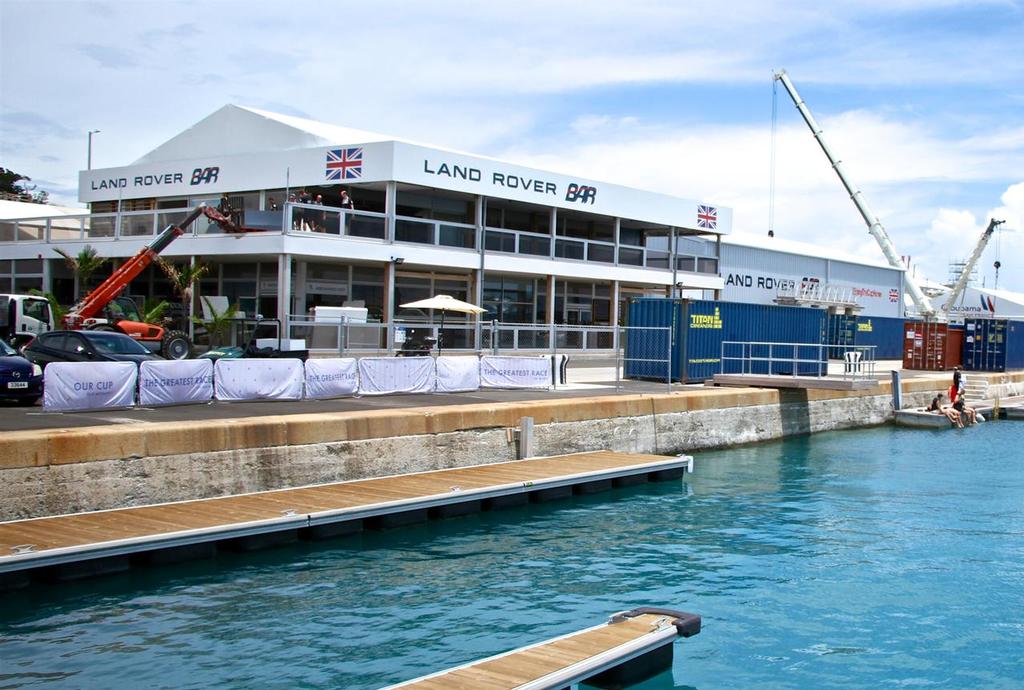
[0,205,719,276]
[719,341,877,381]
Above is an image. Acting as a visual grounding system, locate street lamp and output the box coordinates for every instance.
[87,129,100,170]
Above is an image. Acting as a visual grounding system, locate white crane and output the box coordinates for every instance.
[772,69,935,318]
[940,217,1004,315]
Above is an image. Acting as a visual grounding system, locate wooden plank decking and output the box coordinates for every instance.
[385,608,701,690]
[0,450,691,576]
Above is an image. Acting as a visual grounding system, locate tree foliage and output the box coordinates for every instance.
[55,245,109,297]
[194,296,239,348]
[0,168,50,204]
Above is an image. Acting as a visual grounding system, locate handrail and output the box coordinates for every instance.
[719,340,876,381]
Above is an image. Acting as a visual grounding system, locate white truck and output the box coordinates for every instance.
[0,294,53,348]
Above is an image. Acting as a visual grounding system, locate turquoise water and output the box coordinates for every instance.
[2,424,1024,689]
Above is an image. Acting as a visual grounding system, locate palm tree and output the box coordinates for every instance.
[54,245,109,299]
[157,258,208,332]
[193,296,238,348]
[141,297,171,326]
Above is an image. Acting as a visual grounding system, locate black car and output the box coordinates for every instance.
[24,331,164,369]
[0,339,44,405]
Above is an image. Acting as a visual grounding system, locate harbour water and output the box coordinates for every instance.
[2,423,1023,689]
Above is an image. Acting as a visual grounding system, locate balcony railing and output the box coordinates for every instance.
[0,205,719,277]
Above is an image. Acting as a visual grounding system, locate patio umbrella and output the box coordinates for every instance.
[399,294,486,354]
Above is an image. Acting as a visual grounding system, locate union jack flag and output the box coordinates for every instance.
[889,289,899,303]
[697,205,717,229]
[326,147,363,180]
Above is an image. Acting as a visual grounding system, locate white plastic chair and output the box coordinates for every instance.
[843,350,862,375]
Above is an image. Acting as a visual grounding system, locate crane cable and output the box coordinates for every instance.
[768,73,778,237]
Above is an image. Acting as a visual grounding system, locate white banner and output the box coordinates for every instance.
[357,356,434,395]
[304,358,359,399]
[480,356,551,389]
[214,359,304,401]
[435,356,480,392]
[43,361,138,412]
[138,359,214,406]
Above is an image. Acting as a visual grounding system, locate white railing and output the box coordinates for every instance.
[285,317,621,355]
[1,206,719,276]
[720,341,877,381]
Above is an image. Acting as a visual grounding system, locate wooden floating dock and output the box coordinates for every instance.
[384,607,701,690]
[712,373,878,391]
[0,450,693,586]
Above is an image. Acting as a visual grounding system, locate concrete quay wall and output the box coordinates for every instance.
[2,372,1021,521]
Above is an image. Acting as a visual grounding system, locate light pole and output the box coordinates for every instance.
[87,129,100,170]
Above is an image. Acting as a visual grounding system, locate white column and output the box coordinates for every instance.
[549,207,558,259]
[385,260,397,350]
[385,181,397,243]
[277,253,291,324]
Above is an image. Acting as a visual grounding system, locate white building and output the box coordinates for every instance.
[1,104,912,352]
[2,105,733,350]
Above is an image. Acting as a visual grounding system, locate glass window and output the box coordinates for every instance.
[485,199,549,233]
[396,219,434,244]
[485,231,516,253]
[23,298,50,323]
[557,210,614,242]
[222,263,257,279]
[14,259,42,273]
[396,189,474,224]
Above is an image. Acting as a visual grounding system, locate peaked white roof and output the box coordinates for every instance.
[723,231,899,271]
[134,105,444,165]
[0,199,86,219]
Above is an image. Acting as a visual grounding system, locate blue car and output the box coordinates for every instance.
[0,339,44,405]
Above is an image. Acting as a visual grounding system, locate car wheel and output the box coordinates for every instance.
[161,330,193,360]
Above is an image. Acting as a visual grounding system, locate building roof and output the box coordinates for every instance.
[135,105,471,165]
[0,199,86,220]
[722,231,900,271]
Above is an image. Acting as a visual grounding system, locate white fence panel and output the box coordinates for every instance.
[357,356,434,395]
[480,356,551,389]
[304,358,359,399]
[435,356,480,392]
[43,361,137,411]
[139,359,214,406]
[215,359,304,401]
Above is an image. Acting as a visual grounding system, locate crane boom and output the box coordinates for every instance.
[940,218,1004,315]
[773,69,935,317]
[64,204,239,328]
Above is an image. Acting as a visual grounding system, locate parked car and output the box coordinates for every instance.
[0,338,44,405]
[24,331,164,369]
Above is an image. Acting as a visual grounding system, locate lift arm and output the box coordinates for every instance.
[773,69,935,317]
[940,218,1004,315]
[64,205,240,328]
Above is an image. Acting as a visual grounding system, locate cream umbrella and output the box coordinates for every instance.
[399,294,486,353]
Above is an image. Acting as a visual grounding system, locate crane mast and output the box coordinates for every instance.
[940,218,1004,315]
[773,69,936,318]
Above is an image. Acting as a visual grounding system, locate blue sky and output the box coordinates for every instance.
[2,0,1022,291]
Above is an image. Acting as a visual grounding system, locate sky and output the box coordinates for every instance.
[2,0,1023,292]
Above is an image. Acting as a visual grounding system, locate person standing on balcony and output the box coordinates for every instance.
[339,189,353,210]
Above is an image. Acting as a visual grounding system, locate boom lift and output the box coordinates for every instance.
[940,218,1004,317]
[773,69,936,318]
[62,204,246,359]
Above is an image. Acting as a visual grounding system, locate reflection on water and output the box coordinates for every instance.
[2,424,1024,689]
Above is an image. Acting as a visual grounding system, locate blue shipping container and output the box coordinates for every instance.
[853,315,905,360]
[626,299,827,382]
[963,319,1024,372]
